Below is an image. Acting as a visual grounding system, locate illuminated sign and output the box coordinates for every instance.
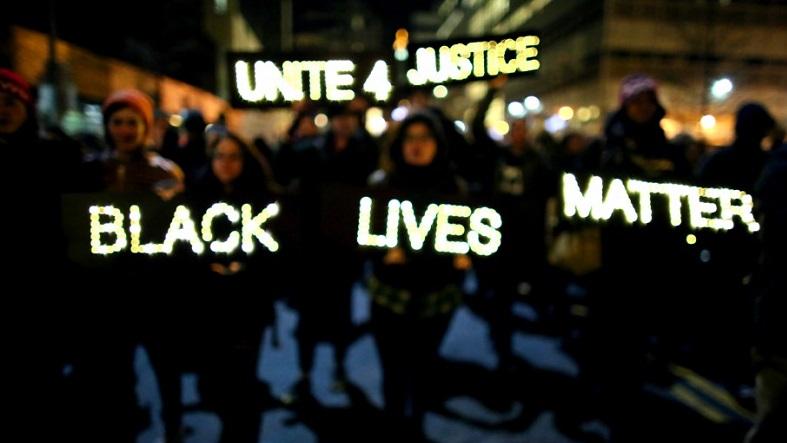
[90,202,280,255]
[561,173,759,233]
[356,197,503,256]
[229,53,392,107]
[404,33,540,87]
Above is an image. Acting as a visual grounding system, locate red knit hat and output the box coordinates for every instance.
[0,68,33,108]
[619,73,658,105]
[102,89,154,134]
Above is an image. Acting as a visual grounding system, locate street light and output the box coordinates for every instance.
[507,101,526,118]
[524,96,542,113]
[711,78,733,100]
[700,114,716,130]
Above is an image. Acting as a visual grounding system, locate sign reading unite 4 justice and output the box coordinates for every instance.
[228,32,540,107]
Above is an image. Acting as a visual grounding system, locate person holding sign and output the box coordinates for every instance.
[2,67,86,442]
[365,111,469,441]
[187,132,281,443]
[83,88,186,442]
[590,74,694,442]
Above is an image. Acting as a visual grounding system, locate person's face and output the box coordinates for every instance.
[212,138,244,185]
[625,91,658,124]
[296,115,318,139]
[331,113,358,138]
[108,107,147,152]
[402,122,438,166]
[0,92,28,135]
[566,134,587,155]
[510,119,528,148]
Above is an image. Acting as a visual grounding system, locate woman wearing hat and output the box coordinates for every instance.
[101,88,183,199]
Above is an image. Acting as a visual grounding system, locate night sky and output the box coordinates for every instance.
[6,0,436,89]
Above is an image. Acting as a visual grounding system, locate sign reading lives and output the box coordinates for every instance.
[404,32,540,87]
[229,52,393,107]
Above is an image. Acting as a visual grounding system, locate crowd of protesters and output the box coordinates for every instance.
[2,65,785,443]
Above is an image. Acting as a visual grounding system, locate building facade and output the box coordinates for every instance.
[428,0,787,145]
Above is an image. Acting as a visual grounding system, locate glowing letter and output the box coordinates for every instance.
[602,178,638,223]
[129,205,168,254]
[242,203,280,253]
[400,201,439,250]
[363,60,393,101]
[162,206,204,254]
[89,205,127,255]
[562,173,604,220]
[201,203,241,254]
[325,60,356,101]
[435,204,471,254]
[468,207,502,256]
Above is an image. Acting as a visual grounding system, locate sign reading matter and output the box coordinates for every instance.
[229,53,392,107]
[561,173,759,233]
[404,33,540,87]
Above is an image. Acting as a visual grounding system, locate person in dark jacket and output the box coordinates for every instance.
[85,88,184,442]
[160,108,208,187]
[1,66,86,442]
[366,111,469,441]
[278,103,379,400]
[188,132,279,443]
[590,73,694,442]
[696,103,776,398]
[746,140,787,443]
[471,76,556,371]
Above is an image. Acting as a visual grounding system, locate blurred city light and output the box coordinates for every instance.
[711,77,733,100]
[492,120,510,136]
[391,106,408,122]
[700,114,717,130]
[169,114,183,127]
[577,107,591,122]
[524,95,542,112]
[507,101,526,118]
[432,85,448,98]
[545,114,568,133]
[314,113,329,128]
[365,107,388,137]
[558,106,574,120]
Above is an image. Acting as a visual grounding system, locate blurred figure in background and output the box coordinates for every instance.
[592,73,693,442]
[696,103,776,403]
[471,76,556,372]
[161,108,208,186]
[2,66,84,442]
[277,102,378,401]
[746,129,787,443]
